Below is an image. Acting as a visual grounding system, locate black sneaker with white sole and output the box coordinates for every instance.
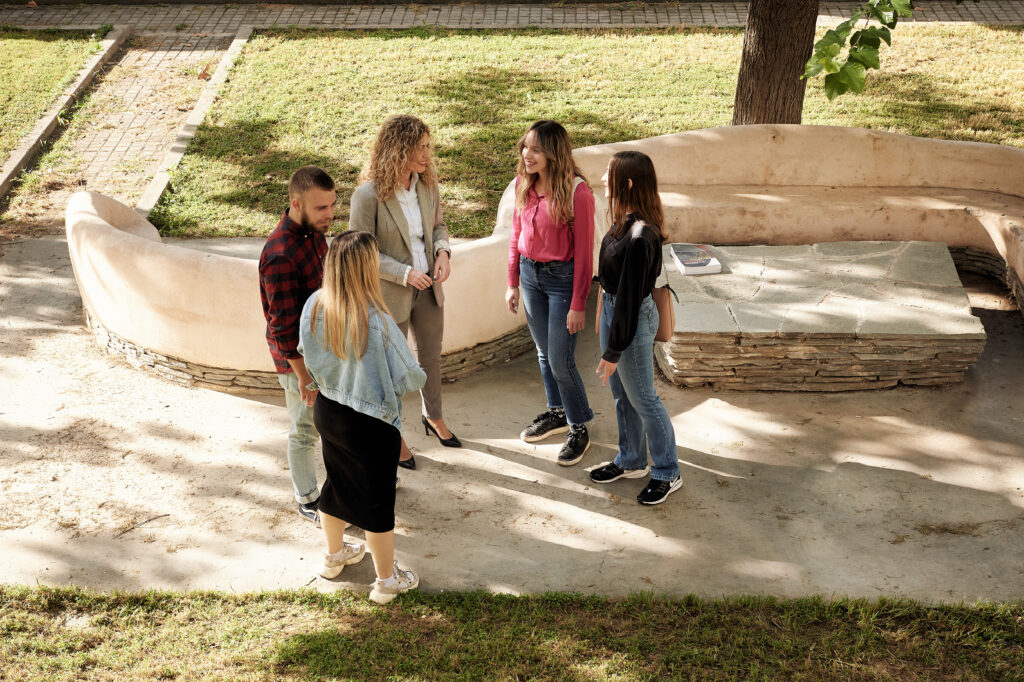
[520,409,569,442]
[636,477,682,505]
[589,462,650,483]
[298,498,320,526]
[557,424,590,466]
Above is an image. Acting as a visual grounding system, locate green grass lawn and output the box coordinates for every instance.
[148,24,1024,240]
[0,26,103,168]
[2,586,1021,680]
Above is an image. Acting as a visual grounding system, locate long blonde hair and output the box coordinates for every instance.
[310,231,391,360]
[515,120,586,225]
[360,114,437,202]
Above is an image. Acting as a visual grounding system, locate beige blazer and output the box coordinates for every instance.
[349,180,451,324]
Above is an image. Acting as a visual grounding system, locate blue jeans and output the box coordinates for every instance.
[599,292,679,481]
[519,256,593,425]
[277,371,320,504]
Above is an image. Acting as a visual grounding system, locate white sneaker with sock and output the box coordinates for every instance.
[319,540,366,579]
[369,561,419,604]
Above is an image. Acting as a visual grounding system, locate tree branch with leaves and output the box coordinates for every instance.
[804,0,979,100]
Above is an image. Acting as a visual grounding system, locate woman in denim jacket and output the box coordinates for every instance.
[299,230,427,604]
[505,120,596,467]
[590,151,682,506]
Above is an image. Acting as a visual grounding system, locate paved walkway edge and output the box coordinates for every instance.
[0,25,130,204]
[136,25,253,218]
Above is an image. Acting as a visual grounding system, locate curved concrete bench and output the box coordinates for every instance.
[66,190,533,392]
[568,125,1024,308]
[67,125,1023,393]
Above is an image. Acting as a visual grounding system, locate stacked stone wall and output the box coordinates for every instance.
[655,333,986,392]
[87,310,535,393]
[439,326,535,382]
[948,245,1023,316]
[949,246,1008,281]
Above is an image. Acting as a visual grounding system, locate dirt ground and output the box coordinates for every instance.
[1,236,1023,600]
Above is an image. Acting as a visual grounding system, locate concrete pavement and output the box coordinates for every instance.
[1,236,1022,601]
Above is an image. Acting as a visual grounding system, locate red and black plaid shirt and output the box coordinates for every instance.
[259,210,328,374]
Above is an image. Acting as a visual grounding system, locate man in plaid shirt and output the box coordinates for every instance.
[259,165,335,525]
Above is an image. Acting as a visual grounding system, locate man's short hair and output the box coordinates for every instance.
[289,165,335,199]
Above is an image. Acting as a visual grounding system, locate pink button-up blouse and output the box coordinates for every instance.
[507,179,596,312]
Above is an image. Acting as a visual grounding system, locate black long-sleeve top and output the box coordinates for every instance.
[598,214,663,363]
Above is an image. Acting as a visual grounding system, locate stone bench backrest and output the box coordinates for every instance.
[572,124,1024,198]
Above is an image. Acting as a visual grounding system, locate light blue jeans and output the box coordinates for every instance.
[519,256,594,426]
[277,371,320,504]
[599,292,679,482]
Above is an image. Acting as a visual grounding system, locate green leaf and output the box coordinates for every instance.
[839,61,867,93]
[823,72,848,100]
[815,29,847,51]
[891,0,914,16]
[849,45,880,70]
[833,20,855,39]
[811,40,845,74]
[851,26,890,49]
[803,57,825,79]
[867,3,899,28]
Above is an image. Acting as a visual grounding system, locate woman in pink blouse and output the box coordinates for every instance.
[505,120,596,466]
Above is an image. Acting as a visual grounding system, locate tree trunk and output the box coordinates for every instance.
[732,0,820,125]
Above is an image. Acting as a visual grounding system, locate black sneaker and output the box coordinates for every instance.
[636,477,682,505]
[298,498,320,526]
[520,409,569,443]
[589,462,650,484]
[557,424,590,466]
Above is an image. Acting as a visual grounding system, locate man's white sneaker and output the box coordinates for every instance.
[319,541,366,579]
[369,561,419,605]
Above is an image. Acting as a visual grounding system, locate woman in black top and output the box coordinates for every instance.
[590,151,682,505]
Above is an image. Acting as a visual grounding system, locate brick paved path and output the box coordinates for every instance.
[1,32,233,233]
[1,1,1021,234]
[2,2,1023,30]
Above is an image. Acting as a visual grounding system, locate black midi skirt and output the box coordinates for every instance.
[313,394,401,533]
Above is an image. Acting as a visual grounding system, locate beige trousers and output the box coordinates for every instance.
[397,288,444,419]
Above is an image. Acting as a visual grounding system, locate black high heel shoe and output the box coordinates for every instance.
[398,453,416,470]
[422,416,462,448]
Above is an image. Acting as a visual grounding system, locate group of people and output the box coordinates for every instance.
[258,115,681,604]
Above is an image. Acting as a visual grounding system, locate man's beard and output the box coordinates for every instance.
[299,212,327,234]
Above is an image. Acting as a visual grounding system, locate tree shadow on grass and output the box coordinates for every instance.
[150,117,360,237]
[420,66,670,236]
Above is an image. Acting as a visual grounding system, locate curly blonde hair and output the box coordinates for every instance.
[360,115,437,201]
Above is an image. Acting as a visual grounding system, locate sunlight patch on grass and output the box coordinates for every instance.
[0,27,101,165]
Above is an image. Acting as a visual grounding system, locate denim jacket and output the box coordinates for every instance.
[299,292,426,428]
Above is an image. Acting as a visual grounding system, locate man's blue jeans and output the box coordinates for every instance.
[599,292,679,481]
[277,371,320,504]
[519,256,593,426]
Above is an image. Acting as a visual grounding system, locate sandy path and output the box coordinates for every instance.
[2,236,1024,600]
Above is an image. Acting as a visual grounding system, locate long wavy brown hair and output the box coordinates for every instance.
[309,231,391,360]
[360,115,437,201]
[607,151,665,242]
[515,120,586,225]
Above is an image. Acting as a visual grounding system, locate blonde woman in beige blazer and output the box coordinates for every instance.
[349,115,461,468]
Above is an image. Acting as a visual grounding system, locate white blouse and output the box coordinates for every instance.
[396,174,430,285]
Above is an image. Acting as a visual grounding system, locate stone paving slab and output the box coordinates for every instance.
[657,242,987,390]
[2,2,1022,32]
